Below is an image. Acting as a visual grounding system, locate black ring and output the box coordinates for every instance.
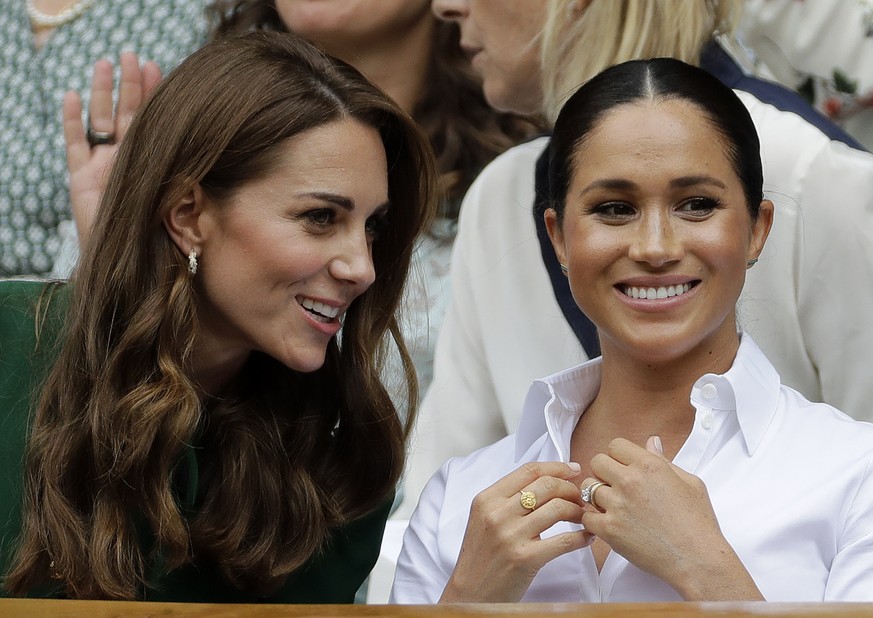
[86,124,115,147]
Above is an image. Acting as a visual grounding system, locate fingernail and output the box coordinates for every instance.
[567,461,581,472]
[653,436,663,455]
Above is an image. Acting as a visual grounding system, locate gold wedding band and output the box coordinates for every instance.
[519,490,537,511]
[581,481,607,510]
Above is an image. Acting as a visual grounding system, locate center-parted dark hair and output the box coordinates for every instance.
[548,57,763,222]
[7,31,436,600]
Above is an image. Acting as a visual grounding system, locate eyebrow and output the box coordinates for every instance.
[295,192,355,210]
[578,174,728,195]
[293,192,392,213]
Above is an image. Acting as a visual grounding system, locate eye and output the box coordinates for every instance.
[590,201,636,220]
[365,211,389,241]
[301,208,335,227]
[677,197,720,218]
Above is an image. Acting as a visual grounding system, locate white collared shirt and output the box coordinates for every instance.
[392,336,873,602]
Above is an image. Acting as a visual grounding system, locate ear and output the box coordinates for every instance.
[163,183,210,257]
[748,199,774,263]
[544,208,568,266]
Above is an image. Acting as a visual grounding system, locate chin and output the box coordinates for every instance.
[278,350,329,374]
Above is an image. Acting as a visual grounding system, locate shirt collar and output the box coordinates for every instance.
[689,334,781,455]
[514,334,782,461]
[515,358,602,461]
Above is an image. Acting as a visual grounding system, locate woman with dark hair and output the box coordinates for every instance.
[0,30,436,602]
[412,1,873,508]
[60,0,537,402]
[391,58,873,603]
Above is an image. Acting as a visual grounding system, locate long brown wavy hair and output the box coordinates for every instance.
[208,0,541,221]
[5,31,436,599]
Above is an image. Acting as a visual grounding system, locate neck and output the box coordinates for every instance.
[316,18,436,115]
[578,328,740,457]
[190,332,250,398]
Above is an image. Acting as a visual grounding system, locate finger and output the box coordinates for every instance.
[589,452,626,486]
[645,435,665,457]
[536,529,595,564]
[63,91,89,173]
[606,437,651,465]
[518,474,586,516]
[490,461,582,498]
[116,52,144,136]
[88,59,115,134]
[142,60,163,97]
[579,477,611,511]
[524,496,588,535]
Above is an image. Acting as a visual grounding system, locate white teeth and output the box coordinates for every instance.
[622,283,691,300]
[300,297,340,320]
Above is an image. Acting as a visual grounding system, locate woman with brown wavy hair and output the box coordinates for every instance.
[0,30,436,602]
[206,0,538,399]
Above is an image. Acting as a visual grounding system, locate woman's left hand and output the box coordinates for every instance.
[580,437,763,601]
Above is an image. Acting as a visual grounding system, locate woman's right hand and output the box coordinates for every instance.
[439,461,594,603]
[63,53,161,250]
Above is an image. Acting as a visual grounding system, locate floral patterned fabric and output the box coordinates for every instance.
[0,0,206,275]
[741,0,873,150]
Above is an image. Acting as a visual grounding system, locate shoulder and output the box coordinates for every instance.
[455,137,548,251]
[461,137,547,211]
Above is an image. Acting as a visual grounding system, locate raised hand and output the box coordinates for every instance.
[63,52,162,249]
[440,461,594,603]
[579,437,763,600]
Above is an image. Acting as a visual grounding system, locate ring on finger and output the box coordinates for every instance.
[86,122,115,147]
[581,481,607,510]
[519,490,537,511]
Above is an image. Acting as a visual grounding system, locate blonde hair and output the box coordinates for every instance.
[541,0,742,123]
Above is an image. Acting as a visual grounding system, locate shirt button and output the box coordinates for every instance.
[700,412,713,430]
[701,383,718,400]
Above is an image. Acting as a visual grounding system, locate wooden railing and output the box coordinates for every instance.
[2,600,873,617]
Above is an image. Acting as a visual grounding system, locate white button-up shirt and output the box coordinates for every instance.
[392,336,873,602]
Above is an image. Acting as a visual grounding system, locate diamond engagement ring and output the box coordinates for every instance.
[581,481,607,510]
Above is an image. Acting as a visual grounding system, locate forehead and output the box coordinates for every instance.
[233,118,389,205]
[570,99,736,185]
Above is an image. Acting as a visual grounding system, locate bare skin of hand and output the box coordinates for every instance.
[580,437,763,601]
[440,461,594,603]
[63,53,162,249]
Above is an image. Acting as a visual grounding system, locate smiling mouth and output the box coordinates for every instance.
[620,282,697,300]
[299,297,341,323]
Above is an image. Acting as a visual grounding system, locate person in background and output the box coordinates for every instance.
[392,58,873,603]
[1,0,206,276]
[0,31,435,602]
[740,0,873,151]
[405,0,873,507]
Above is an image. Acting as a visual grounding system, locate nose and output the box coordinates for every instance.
[329,231,377,291]
[627,210,684,268]
[432,0,468,22]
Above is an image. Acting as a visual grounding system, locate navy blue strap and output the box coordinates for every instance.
[533,148,601,358]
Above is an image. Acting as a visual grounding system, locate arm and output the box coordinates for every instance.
[794,143,873,421]
[823,457,873,600]
[580,438,764,601]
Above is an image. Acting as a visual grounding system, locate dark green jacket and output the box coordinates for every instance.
[0,279,389,603]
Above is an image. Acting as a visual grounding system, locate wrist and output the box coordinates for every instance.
[670,540,763,601]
